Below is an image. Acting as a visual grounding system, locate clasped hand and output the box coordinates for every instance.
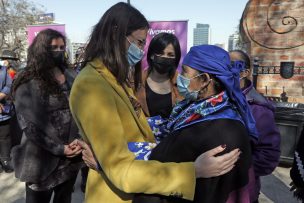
[65,139,99,170]
[64,139,83,158]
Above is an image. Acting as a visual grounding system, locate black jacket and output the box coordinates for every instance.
[134,119,252,203]
[12,69,81,183]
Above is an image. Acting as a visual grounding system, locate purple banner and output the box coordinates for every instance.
[27,24,65,45]
[142,21,188,71]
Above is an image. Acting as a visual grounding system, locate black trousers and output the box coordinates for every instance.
[0,119,12,160]
[25,175,77,203]
[9,113,22,147]
[81,166,89,184]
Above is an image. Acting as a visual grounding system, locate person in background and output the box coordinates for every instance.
[11,29,83,203]
[290,125,304,202]
[1,60,16,79]
[70,3,241,203]
[136,32,182,118]
[73,47,85,73]
[0,51,23,151]
[5,60,18,79]
[0,52,14,173]
[0,50,19,79]
[1,51,25,149]
[229,50,281,203]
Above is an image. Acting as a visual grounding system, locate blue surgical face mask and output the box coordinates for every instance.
[177,73,204,101]
[126,37,144,66]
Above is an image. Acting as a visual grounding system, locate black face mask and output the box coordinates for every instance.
[151,55,176,75]
[52,51,65,67]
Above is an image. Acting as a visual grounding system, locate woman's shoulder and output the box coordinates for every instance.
[191,119,250,151]
[189,119,247,136]
[210,119,246,131]
[75,64,99,80]
[73,64,108,89]
[70,62,115,101]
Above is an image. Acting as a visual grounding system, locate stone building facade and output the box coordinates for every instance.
[241,0,304,103]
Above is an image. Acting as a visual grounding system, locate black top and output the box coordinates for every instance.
[133,119,252,203]
[145,82,172,118]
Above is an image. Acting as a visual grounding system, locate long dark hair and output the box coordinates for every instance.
[83,2,149,91]
[147,33,181,79]
[12,29,67,96]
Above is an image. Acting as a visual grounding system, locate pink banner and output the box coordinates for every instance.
[27,24,65,45]
[142,20,188,70]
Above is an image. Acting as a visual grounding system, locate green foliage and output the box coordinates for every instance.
[0,0,44,59]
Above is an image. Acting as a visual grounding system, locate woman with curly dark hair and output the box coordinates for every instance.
[11,29,84,203]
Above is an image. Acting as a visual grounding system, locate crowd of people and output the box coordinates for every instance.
[2,1,304,203]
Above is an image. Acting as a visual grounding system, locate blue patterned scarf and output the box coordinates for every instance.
[147,91,244,143]
[167,91,243,132]
[129,91,244,160]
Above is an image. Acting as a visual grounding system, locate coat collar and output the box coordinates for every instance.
[89,58,155,142]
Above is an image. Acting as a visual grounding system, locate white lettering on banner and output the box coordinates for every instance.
[148,28,175,37]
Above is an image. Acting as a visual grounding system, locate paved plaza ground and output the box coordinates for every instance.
[0,165,301,203]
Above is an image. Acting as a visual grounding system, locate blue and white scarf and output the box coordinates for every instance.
[128,91,244,160]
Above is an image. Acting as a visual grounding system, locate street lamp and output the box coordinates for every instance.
[127,0,130,4]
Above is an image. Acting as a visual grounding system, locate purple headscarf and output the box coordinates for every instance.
[183,45,258,138]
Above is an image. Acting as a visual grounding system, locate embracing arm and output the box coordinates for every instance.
[78,138,239,179]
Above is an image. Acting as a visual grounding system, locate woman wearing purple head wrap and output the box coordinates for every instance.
[134,45,253,203]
